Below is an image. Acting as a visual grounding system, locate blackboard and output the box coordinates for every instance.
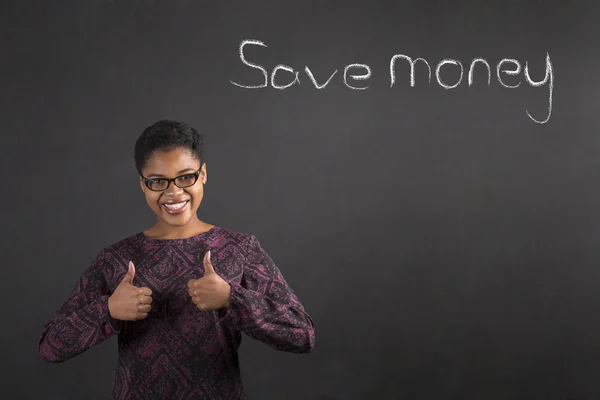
[2,1,600,399]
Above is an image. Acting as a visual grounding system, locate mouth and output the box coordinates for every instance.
[161,200,190,215]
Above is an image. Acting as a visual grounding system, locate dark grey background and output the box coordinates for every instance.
[1,1,600,399]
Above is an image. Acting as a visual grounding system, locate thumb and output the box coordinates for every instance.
[203,251,216,275]
[123,261,135,284]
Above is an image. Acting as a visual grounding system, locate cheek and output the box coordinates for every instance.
[188,187,204,206]
[145,193,162,208]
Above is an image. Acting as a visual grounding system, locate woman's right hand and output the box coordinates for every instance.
[108,261,153,321]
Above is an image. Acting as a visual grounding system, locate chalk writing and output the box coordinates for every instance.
[231,39,554,124]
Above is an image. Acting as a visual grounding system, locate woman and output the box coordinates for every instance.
[38,120,315,399]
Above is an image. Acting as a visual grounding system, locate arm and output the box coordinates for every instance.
[219,235,315,353]
[38,249,120,363]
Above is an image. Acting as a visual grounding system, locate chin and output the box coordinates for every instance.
[161,213,195,227]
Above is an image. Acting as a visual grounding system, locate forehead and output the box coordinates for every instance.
[142,147,200,174]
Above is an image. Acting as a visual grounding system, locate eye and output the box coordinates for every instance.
[175,173,198,187]
[146,178,168,190]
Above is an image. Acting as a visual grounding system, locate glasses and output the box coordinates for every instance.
[141,168,202,191]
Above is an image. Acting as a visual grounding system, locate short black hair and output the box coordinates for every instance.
[134,119,204,175]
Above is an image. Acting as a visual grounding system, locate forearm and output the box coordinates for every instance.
[221,283,315,353]
[38,295,119,362]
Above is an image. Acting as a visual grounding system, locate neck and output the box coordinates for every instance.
[147,217,212,240]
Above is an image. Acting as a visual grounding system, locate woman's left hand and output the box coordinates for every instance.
[187,251,231,311]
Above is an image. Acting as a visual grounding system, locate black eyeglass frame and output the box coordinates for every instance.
[140,167,203,192]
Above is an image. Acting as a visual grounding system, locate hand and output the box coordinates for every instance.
[187,251,231,311]
[108,261,153,321]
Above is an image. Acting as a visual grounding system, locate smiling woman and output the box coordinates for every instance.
[135,123,209,237]
[37,120,315,400]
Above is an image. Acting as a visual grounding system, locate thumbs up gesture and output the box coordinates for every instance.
[187,251,231,311]
[108,261,153,321]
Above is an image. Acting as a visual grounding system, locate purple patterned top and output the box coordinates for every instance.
[38,226,315,399]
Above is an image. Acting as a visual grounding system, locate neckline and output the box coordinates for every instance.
[138,226,218,244]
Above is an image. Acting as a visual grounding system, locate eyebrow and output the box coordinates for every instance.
[146,168,197,178]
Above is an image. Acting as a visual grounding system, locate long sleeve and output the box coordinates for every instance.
[219,235,315,353]
[38,249,120,363]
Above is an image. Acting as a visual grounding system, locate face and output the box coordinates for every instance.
[140,147,207,228]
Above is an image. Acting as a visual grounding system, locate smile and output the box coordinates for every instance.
[162,200,189,215]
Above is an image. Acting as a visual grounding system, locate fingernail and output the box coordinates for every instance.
[208,250,211,260]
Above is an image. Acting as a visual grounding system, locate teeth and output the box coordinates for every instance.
[164,201,187,210]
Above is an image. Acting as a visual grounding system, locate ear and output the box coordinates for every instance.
[139,177,146,193]
[201,163,207,184]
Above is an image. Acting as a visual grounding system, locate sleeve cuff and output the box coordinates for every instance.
[216,283,243,328]
[101,295,122,335]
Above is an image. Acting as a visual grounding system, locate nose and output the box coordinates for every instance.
[165,180,183,196]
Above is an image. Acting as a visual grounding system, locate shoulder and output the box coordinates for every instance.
[208,227,272,262]
[105,232,143,251]
[209,226,259,250]
[209,227,274,271]
[95,232,145,263]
